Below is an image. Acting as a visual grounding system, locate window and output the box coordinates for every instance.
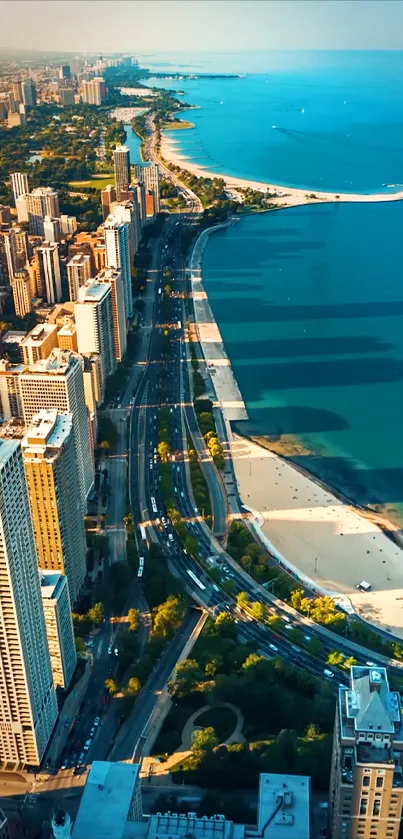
[373,801,380,817]
[363,776,370,787]
[360,800,368,815]
[376,777,384,789]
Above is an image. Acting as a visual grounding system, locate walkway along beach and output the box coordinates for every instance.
[189,223,403,640]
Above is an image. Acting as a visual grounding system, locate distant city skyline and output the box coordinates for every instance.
[1,0,403,53]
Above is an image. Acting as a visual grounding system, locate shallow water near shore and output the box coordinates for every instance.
[202,205,403,528]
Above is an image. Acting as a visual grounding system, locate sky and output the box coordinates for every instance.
[1,0,403,53]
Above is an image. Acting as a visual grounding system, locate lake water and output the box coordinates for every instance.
[124,123,143,165]
[141,51,403,523]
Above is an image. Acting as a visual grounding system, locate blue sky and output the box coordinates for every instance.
[1,0,403,52]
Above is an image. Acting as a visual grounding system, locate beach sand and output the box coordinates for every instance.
[230,433,403,638]
[160,133,403,207]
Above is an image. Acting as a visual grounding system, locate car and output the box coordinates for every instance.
[61,760,68,770]
[130,397,134,406]
[269,643,279,652]
[285,624,293,631]
[85,639,94,648]
[94,717,100,726]
[161,517,167,526]
[304,635,311,642]
[78,751,85,763]
[366,661,375,667]
[323,669,334,679]
[114,648,119,656]
[83,740,92,752]
[281,615,290,623]
[168,534,174,542]
[108,645,113,655]
[90,727,95,736]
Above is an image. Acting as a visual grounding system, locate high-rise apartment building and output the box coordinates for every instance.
[73,231,106,273]
[59,65,71,80]
[0,360,24,419]
[60,214,77,236]
[39,572,76,691]
[60,88,75,107]
[67,253,92,302]
[75,279,116,378]
[15,194,28,224]
[22,80,36,108]
[0,439,57,769]
[134,162,160,213]
[19,349,94,509]
[11,269,32,317]
[113,145,131,200]
[81,78,105,106]
[36,242,62,304]
[82,353,104,412]
[104,215,133,319]
[26,188,60,236]
[101,184,116,221]
[96,267,127,362]
[22,410,87,605]
[10,172,29,207]
[57,318,78,352]
[43,215,61,244]
[330,666,403,839]
[110,199,139,262]
[12,81,23,105]
[21,323,59,365]
[133,179,146,227]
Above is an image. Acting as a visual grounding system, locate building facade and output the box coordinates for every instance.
[0,360,24,419]
[0,439,57,769]
[113,145,131,201]
[19,350,94,509]
[67,253,92,302]
[21,323,59,365]
[26,188,60,236]
[75,279,116,378]
[101,185,116,221]
[10,173,29,207]
[36,242,62,304]
[96,267,127,362]
[330,666,403,839]
[39,571,77,691]
[104,216,133,319]
[134,162,160,213]
[11,270,32,317]
[22,410,87,606]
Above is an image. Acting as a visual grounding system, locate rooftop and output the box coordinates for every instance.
[77,279,111,303]
[2,330,26,345]
[57,320,76,337]
[0,419,26,439]
[39,570,66,601]
[341,667,402,738]
[21,323,58,348]
[72,761,140,839]
[23,409,72,452]
[257,774,310,839]
[0,359,25,374]
[22,348,78,376]
[67,253,91,268]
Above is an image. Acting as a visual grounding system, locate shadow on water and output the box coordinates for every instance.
[212,299,403,324]
[225,335,394,360]
[236,405,350,435]
[234,356,403,392]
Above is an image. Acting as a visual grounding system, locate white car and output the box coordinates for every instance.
[108,645,112,655]
[83,740,92,752]
[269,643,278,652]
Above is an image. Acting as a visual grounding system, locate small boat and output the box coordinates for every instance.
[272,125,277,129]
[301,108,305,114]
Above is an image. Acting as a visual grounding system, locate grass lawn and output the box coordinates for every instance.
[69,175,114,190]
[196,706,237,743]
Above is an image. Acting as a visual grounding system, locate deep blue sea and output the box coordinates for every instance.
[124,123,142,163]
[140,51,403,523]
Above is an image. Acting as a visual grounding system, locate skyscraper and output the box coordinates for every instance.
[113,145,131,201]
[81,78,105,106]
[134,162,160,213]
[0,359,24,419]
[26,187,60,236]
[12,81,23,104]
[104,216,133,319]
[96,268,127,362]
[59,65,71,80]
[74,279,116,378]
[43,215,61,244]
[330,666,403,839]
[22,80,36,108]
[133,180,146,227]
[21,323,59,365]
[19,349,94,509]
[110,199,139,262]
[67,253,92,302]
[39,572,77,691]
[11,269,32,317]
[101,184,116,221]
[10,172,29,207]
[22,409,87,605]
[0,439,57,769]
[36,242,62,304]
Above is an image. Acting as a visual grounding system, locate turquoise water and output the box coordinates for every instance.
[141,51,403,522]
[202,205,403,522]
[124,123,143,164]
[144,51,403,193]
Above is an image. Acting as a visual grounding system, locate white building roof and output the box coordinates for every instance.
[72,762,141,839]
[257,774,310,839]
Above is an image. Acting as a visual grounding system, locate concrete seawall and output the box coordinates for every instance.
[189,222,248,423]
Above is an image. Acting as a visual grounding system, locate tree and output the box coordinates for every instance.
[158,441,170,462]
[88,602,104,625]
[128,608,140,632]
[236,591,249,610]
[152,595,183,640]
[327,651,344,667]
[126,676,141,696]
[75,637,87,656]
[250,601,268,622]
[105,678,119,694]
[171,658,203,698]
[191,726,219,753]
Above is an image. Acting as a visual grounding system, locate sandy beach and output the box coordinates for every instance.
[230,433,403,638]
[160,132,403,207]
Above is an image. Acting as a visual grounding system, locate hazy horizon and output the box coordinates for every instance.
[2,0,403,54]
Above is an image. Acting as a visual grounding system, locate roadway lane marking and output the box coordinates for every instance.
[97,639,104,659]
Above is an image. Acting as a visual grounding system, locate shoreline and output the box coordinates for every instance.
[160,132,403,207]
[189,221,403,638]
